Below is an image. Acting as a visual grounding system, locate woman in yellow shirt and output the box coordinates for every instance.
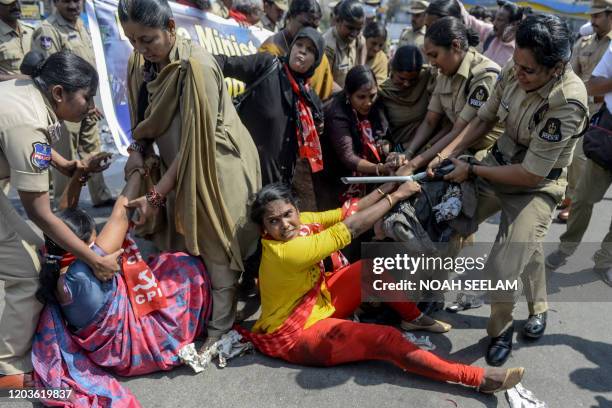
[239,182,524,393]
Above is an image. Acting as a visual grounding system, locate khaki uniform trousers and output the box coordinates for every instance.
[559,159,612,268]
[475,178,553,337]
[565,138,587,201]
[0,192,43,375]
[51,117,112,205]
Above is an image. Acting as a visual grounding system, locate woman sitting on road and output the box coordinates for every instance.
[237,182,524,394]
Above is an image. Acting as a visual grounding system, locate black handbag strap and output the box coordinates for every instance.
[234,57,280,110]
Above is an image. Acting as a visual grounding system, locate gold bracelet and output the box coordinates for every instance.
[436,152,446,162]
[376,187,385,196]
[384,193,394,208]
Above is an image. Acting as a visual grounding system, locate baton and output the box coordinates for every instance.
[341,164,455,184]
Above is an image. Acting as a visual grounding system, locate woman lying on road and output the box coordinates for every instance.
[32,151,211,407]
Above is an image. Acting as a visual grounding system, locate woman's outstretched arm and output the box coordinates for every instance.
[95,161,144,254]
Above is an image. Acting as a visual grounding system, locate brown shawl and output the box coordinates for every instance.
[127,37,243,269]
[378,69,432,145]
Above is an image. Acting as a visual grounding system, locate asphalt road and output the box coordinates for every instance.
[2,157,612,408]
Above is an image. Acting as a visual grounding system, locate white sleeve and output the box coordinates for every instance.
[592,44,612,78]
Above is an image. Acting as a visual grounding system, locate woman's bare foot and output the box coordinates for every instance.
[479,367,525,393]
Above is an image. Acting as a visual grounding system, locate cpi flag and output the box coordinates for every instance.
[85,0,271,155]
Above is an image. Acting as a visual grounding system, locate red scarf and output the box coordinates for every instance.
[121,232,168,318]
[284,65,324,173]
[54,231,168,318]
[340,113,383,202]
[228,9,250,24]
[236,200,359,357]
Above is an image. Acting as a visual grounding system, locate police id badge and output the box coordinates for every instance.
[30,142,52,171]
[468,86,488,108]
[539,118,562,142]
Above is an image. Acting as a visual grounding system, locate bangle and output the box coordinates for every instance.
[145,186,166,208]
[376,187,385,196]
[384,193,394,208]
[468,163,476,179]
[127,142,145,154]
[436,152,446,162]
[78,172,90,186]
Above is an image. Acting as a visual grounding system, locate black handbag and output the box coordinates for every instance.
[583,104,612,171]
[233,57,279,112]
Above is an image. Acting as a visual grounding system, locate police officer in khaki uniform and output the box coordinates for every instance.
[0,0,32,82]
[557,0,612,221]
[31,0,113,208]
[323,0,367,89]
[399,17,501,173]
[0,0,32,194]
[431,15,588,366]
[260,0,287,32]
[0,51,119,388]
[398,0,428,51]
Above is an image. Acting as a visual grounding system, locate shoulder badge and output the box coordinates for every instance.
[39,35,52,50]
[468,85,489,108]
[539,118,562,142]
[533,103,549,126]
[30,142,52,171]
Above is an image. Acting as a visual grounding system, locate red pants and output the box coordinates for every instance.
[325,260,421,321]
[284,262,485,388]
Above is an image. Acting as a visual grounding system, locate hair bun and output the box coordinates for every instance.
[20,51,46,77]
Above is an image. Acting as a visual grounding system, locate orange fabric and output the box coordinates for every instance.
[284,318,484,388]
[325,260,421,322]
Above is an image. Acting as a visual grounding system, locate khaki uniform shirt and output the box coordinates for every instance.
[428,49,502,149]
[323,27,367,88]
[0,20,33,76]
[398,25,425,51]
[31,12,95,66]
[571,30,612,114]
[477,63,589,196]
[0,79,59,192]
[259,14,279,33]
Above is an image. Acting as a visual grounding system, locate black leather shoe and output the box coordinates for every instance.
[523,312,547,339]
[486,325,514,367]
[594,267,612,287]
[417,301,445,316]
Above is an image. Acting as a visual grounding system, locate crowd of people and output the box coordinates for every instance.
[1,0,612,404]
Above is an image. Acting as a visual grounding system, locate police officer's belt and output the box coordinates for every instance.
[491,143,562,180]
